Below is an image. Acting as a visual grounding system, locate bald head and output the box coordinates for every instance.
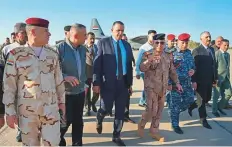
[200,31,211,47]
[215,36,224,48]
[69,23,87,46]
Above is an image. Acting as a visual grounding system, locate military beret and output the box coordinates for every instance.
[153,33,165,40]
[178,33,190,41]
[64,25,71,31]
[167,34,175,41]
[148,30,157,35]
[14,23,26,33]
[25,17,49,28]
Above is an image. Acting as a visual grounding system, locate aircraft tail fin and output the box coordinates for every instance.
[90,18,105,39]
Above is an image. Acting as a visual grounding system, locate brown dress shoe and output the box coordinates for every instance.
[137,121,145,137]
[150,133,165,142]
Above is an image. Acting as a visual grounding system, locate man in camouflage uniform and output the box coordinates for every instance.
[2,17,65,146]
[165,34,177,107]
[137,33,182,142]
[167,33,195,134]
[1,22,28,142]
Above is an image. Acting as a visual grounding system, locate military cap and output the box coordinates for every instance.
[167,34,175,41]
[14,23,26,33]
[25,17,49,28]
[153,33,165,40]
[178,33,190,41]
[64,25,71,31]
[148,30,157,35]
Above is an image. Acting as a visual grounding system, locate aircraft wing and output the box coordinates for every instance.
[129,35,147,45]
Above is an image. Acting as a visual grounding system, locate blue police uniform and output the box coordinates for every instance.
[167,48,195,128]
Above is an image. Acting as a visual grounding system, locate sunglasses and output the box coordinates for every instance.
[155,41,165,45]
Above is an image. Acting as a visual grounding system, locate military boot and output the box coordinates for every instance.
[172,126,183,134]
[137,120,145,138]
[150,133,165,142]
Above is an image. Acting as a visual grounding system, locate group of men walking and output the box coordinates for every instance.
[0,17,231,146]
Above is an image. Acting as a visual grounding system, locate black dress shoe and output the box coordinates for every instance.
[72,141,83,146]
[212,112,220,117]
[200,119,212,129]
[218,109,227,115]
[96,123,102,134]
[112,137,126,146]
[124,117,136,124]
[59,137,66,146]
[172,126,183,134]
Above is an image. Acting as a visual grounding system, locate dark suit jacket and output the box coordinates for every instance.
[192,44,218,84]
[93,37,133,89]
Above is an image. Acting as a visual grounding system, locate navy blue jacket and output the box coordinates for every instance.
[93,37,133,89]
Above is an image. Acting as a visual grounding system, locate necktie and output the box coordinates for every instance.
[116,42,123,80]
[223,53,228,65]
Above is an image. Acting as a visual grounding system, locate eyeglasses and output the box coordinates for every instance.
[155,41,165,45]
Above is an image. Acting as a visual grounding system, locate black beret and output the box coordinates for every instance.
[64,25,71,31]
[153,33,165,40]
[148,30,157,35]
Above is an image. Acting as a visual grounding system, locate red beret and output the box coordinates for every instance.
[25,17,49,28]
[178,33,191,41]
[167,34,175,41]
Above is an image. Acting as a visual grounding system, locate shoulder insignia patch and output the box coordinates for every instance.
[6,55,14,66]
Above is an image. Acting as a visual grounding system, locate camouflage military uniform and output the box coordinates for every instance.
[138,49,179,134]
[167,49,195,127]
[3,46,65,146]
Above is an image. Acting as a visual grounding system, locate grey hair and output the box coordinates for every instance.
[200,31,211,39]
[71,23,86,31]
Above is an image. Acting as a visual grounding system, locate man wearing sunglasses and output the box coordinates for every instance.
[137,33,182,142]
[167,33,195,134]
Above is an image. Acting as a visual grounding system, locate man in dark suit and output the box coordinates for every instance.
[92,21,133,146]
[189,31,218,129]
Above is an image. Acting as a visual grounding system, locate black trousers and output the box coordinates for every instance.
[124,94,131,118]
[60,92,85,145]
[190,83,212,119]
[98,76,128,137]
[85,78,99,111]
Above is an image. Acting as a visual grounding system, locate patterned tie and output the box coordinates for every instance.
[116,42,123,80]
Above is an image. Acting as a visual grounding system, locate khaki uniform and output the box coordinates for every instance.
[139,50,179,134]
[3,46,65,146]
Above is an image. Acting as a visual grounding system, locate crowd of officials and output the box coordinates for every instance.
[0,17,231,146]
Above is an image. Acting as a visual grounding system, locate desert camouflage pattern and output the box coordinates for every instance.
[2,45,65,146]
[139,49,179,134]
